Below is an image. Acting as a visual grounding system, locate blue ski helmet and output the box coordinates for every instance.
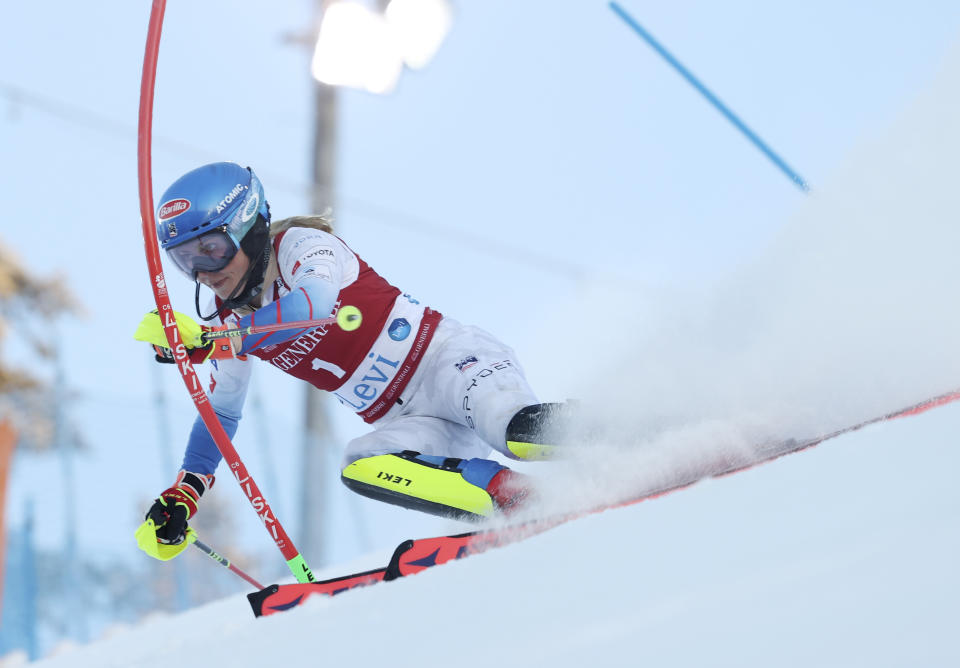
[156,162,270,278]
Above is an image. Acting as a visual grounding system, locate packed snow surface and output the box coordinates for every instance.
[26,401,960,668]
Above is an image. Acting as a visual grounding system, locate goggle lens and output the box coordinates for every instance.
[167,229,239,278]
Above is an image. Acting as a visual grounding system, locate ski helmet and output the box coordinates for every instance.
[156,162,270,279]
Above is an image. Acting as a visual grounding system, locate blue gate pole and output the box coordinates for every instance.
[23,499,38,661]
[609,2,810,192]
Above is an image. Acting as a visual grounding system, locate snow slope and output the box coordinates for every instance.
[25,401,960,668]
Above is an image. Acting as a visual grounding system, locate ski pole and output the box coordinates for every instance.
[192,538,265,591]
[200,306,363,344]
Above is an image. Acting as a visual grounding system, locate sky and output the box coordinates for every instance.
[2,0,960,653]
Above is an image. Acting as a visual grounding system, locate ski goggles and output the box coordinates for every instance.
[166,227,240,278]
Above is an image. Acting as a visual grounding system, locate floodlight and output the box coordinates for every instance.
[385,0,453,69]
[311,2,404,94]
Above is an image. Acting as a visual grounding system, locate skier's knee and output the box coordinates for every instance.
[504,402,571,460]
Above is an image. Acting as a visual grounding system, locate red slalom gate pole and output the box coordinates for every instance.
[137,0,315,584]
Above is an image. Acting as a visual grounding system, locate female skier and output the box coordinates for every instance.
[135,161,564,554]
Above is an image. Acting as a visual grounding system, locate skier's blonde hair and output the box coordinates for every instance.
[269,214,334,237]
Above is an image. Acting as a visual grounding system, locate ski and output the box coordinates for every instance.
[248,531,530,616]
[248,387,960,617]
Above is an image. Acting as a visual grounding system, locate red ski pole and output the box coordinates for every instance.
[200,306,362,344]
[137,0,314,584]
[192,539,264,591]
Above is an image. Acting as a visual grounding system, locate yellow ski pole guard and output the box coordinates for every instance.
[135,518,197,561]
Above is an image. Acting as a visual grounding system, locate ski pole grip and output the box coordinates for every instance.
[200,326,249,344]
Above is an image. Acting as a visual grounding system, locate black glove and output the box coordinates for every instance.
[145,471,214,545]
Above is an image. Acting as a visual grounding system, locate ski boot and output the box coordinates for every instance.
[342,451,532,521]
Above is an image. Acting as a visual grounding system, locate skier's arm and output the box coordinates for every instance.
[234,280,339,354]
[180,355,253,474]
[137,356,249,559]
[235,230,349,355]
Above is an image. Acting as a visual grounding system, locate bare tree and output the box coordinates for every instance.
[0,240,80,450]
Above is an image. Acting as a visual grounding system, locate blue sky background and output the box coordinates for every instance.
[2,0,960,595]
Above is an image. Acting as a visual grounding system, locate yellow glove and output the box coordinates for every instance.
[134,309,206,349]
[134,310,238,364]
